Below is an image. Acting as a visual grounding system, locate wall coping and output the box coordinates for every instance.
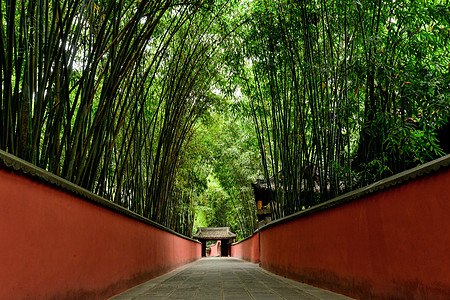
[0,150,200,244]
[259,154,450,231]
[232,232,259,246]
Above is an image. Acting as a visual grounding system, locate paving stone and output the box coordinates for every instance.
[109,257,354,300]
[133,296,166,300]
[251,292,285,299]
[223,292,252,300]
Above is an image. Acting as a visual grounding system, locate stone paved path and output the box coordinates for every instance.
[110,257,354,300]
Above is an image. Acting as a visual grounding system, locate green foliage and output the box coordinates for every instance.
[187,98,261,240]
[0,0,240,236]
[224,0,450,220]
[2,0,448,238]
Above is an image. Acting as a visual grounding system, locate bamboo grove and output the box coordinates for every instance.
[1,0,449,238]
[229,0,450,219]
[0,0,240,236]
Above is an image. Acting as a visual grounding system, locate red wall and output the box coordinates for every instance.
[231,233,260,263]
[0,168,201,300]
[209,240,221,256]
[259,168,450,299]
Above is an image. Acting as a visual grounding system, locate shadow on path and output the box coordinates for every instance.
[110,257,354,299]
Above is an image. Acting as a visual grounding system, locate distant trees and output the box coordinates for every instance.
[197,110,260,238]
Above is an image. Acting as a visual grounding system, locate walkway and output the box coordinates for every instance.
[110,257,353,300]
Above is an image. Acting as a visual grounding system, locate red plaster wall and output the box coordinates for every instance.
[209,240,221,257]
[231,233,260,263]
[0,169,201,300]
[259,168,450,299]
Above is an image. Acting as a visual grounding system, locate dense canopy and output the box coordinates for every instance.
[1,0,449,239]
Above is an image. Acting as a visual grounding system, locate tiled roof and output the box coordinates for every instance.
[193,227,236,239]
